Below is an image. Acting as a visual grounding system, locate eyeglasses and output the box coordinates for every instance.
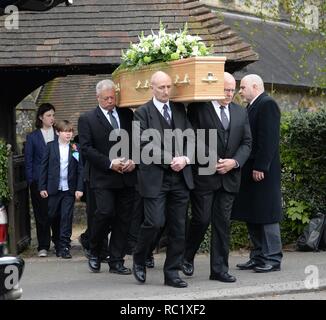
[224,89,236,93]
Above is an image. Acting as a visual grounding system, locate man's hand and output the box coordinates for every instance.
[40,190,48,198]
[252,170,264,182]
[170,156,187,172]
[122,159,136,173]
[75,191,83,200]
[216,158,237,175]
[111,157,126,173]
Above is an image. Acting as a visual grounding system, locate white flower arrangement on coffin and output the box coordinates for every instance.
[118,21,212,70]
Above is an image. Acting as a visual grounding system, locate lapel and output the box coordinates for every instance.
[53,140,60,161]
[170,101,183,129]
[247,92,267,114]
[95,106,114,132]
[226,103,238,147]
[116,107,124,130]
[68,144,73,164]
[148,99,165,138]
[36,129,47,147]
[207,102,225,144]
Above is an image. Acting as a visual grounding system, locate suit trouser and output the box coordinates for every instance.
[127,188,161,256]
[79,181,109,256]
[90,187,135,265]
[133,171,189,279]
[30,181,60,251]
[185,188,235,274]
[48,190,74,252]
[247,222,283,266]
[30,181,51,251]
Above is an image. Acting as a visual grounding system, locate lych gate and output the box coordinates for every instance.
[0,0,257,253]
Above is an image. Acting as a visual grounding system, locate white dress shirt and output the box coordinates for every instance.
[58,142,69,191]
[153,97,172,120]
[99,105,120,129]
[211,101,230,122]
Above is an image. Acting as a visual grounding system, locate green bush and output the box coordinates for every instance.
[0,139,10,204]
[198,221,249,253]
[280,108,326,243]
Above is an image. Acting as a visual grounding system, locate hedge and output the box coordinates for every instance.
[0,139,10,204]
[280,108,326,243]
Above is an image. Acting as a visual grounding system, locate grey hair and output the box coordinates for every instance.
[96,79,116,95]
[242,74,265,91]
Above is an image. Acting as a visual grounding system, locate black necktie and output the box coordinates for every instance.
[163,104,171,126]
[220,106,229,130]
[108,110,119,129]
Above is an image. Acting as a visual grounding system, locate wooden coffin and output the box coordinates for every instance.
[112,56,226,107]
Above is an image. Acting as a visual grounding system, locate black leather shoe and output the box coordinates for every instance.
[133,263,146,283]
[236,260,259,270]
[145,255,154,268]
[209,272,236,283]
[182,261,194,276]
[109,262,132,275]
[254,263,281,273]
[61,248,72,259]
[88,256,101,273]
[164,277,188,288]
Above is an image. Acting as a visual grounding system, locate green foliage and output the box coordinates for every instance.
[280,108,326,243]
[198,222,249,253]
[115,22,211,72]
[0,139,11,204]
[229,221,250,251]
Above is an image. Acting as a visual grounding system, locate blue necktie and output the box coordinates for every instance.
[220,106,229,130]
[108,110,119,129]
[163,104,171,126]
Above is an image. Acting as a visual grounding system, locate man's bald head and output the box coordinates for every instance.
[150,71,172,103]
[239,74,265,103]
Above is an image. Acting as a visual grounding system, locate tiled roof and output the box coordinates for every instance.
[37,74,107,134]
[0,0,258,71]
[223,13,325,88]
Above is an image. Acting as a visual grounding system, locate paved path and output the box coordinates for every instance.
[20,246,326,300]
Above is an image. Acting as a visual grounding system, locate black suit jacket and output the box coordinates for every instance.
[78,106,136,189]
[39,140,84,195]
[187,101,252,193]
[134,99,194,198]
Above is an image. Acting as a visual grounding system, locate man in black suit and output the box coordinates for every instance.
[182,72,252,283]
[78,79,136,274]
[132,71,194,288]
[232,74,283,273]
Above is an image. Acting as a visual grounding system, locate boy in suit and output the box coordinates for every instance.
[39,120,84,259]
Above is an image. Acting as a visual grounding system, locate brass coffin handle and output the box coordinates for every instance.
[202,72,218,83]
[174,74,190,86]
[135,80,149,90]
[115,83,121,93]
